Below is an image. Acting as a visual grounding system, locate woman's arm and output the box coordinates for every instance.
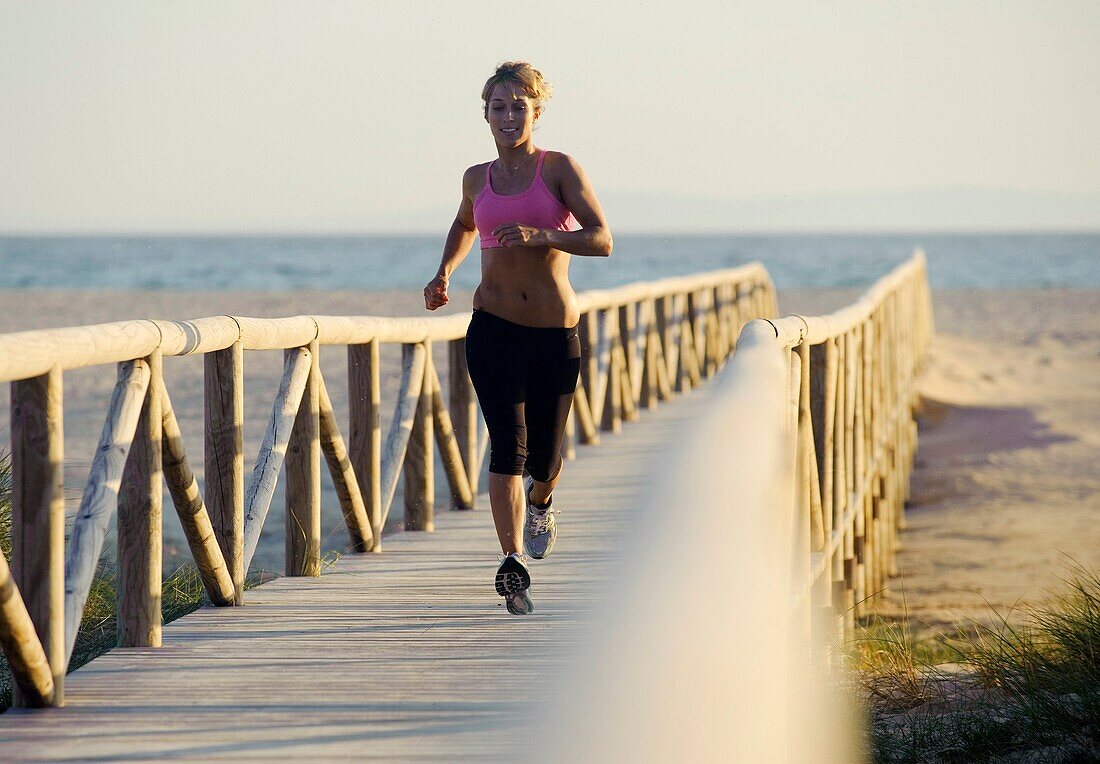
[425,167,480,310]
[493,153,613,258]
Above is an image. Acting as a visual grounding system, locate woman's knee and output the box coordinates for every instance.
[525,452,563,484]
[488,440,527,476]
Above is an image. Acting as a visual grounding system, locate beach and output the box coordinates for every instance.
[1,287,1098,631]
[784,288,1100,633]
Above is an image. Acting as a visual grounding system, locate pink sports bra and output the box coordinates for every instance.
[472,150,580,249]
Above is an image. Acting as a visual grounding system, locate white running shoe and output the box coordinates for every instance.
[523,476,559,559]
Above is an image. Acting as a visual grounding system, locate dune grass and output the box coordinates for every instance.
[856,565,1100,762]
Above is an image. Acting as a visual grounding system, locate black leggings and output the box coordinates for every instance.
[465,308,581,482]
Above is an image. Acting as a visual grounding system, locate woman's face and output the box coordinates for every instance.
[485,83,538,149]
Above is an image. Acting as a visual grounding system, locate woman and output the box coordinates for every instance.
[423,61,612,615]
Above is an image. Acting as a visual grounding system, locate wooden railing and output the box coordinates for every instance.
[548,251,930,759]
[723,250,932,643]
[0,264,775,708]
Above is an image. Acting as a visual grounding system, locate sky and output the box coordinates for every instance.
[1,0,1098,233]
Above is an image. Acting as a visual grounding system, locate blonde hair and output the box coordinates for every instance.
[481,61,553,118]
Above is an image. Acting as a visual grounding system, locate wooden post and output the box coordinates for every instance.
[727,282,744,351]
[448,338,479,503]
[572,379,600,445]
[715,284,732,364]
[811,340,837,552]
[118,349,163,648]
[404,342,434,531]
[656,294,679,391]
[205,342,244,604]
[798,342,824,553]
[619,302,640,410]
[578,311,600,424]
[616,344,638,423]
[10,366,65,707]
[286,340,321,577]
[688,290,708,378]
[846,329,866,616]
[349,340,383,550]
[602,316,620,433]
[678,308,702,390]
[561,401,576,462]
[641,299,659,410]
[835,335,855,633]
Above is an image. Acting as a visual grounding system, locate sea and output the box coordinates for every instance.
[1,233,1098,292]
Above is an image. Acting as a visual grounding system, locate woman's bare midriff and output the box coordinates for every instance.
[472,245,579,328]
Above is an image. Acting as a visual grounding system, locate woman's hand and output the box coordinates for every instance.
[493,223,546,248]
[424,272,449,310]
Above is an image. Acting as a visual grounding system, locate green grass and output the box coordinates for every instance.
[856,565,1100,762]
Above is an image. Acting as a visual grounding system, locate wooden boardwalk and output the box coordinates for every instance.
[0,385,716,761]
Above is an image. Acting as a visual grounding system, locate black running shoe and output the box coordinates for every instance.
[495,553,534,615]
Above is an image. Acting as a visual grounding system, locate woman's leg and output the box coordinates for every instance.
[464,311,529,554]
[524,326,582,505]
[488,474,525,555]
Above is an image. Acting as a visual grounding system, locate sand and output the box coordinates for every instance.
[784,288,1100,633]
[2,287,1098,633]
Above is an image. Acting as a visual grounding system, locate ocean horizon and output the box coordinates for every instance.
[1,232,1098,292]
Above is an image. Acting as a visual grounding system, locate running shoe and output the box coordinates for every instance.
[495,553,534,616]
[523,475,558,559]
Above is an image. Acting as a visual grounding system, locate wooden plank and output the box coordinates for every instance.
[118,350,163,648]
[10,366,65,707]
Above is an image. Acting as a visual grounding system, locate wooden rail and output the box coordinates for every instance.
[721,249,932,644]
[0,264,775,708]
